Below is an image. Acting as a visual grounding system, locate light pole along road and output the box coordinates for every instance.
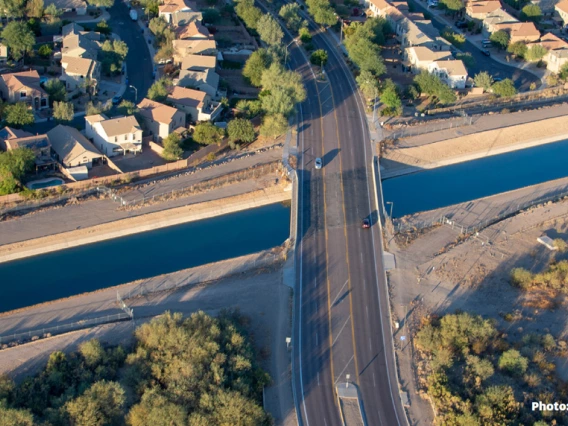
[279,7,409,426]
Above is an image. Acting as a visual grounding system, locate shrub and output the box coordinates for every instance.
[510,268,532,289]
[498,349,528,376]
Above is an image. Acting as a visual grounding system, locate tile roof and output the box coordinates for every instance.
[433,60,468,76]
[180,54,217,71]
[137,98,180,124]
[5,134,50,151]
[535,33,568,50]
[175,21,210,40]
[556,0,568,14]
[47,125,102,164]
[167,86,207,108]
[495,22,540,38]
[97,116,141,137]
[173,39,217,56]
[178,68,220,90]
[0,126,32,141]
[466,1,501,14]
[407,46,453,62]
[62,56,97,77]
[1,70,47,96]
[159,0,196,14]
[85,114,107,124]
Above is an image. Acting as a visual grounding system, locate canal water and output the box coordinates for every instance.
[382,139,568,218]
[0,202,290,313]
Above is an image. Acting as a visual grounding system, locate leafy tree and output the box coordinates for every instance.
[346,36,386,75]
[0,148,35,180]
[52,101,74,122]
[1,21,35,61]
[362,17,390,46]
[356,70,379,99]
[243,49,272,87]
[441,28,466,47]
[99,39,128,75]
[260,113,288,138]
[257,14,283,46]
[0,401,34,426]
[37,44,52,58]
[507,41,527,58]
[202,8,221,24]
[498,349,528,376]
[161,132,183,160]
[235,99,262,119]
[65,381,125,425]
[192,122,225,145]
[414,71,456,105]
[440,0,464,13]
[299,27,312,43]
[27,18,41,36]
[4,102,33,127]
[149,16,168,38]
[96,19,111,36]
[86,0,114,7]
[306,0,337,26]
[465,355,494,384]
[116,100,137,116]
[310,49,328,67]
[126,389,188,426]
[279,3,304,33]
[560,62,568,80]
[235,0,262,30]
[260,63,306,116]
[147,78,172,102]
[43,78,66,105]
[44,3,61,20]
[154,45,174,64]
[380,80,401,113]
[491,78,517,97]
[474,72,494,91]
[525,44,548,61]
[228,118,255,143]
[521,3,541,21]
[490,30,510,50]
[86,100,110,115]
[475,386,519,424]
[455,52,475,69]
[1,0,26,18]
[26,0,44,19]
[139,0,158,16]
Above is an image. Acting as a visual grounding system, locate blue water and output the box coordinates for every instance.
[0,203,290,313]
[28,178,64,190]
[382,139,568,218]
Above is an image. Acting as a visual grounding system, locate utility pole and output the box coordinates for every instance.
[129,85,138,102]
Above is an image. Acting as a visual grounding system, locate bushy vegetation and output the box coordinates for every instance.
[344,19,389,77]
[491,78,517,97]
[0,311,271,425]
[416,312,567,425]
[0,148,35,195]
[441,27,466,47]
[413,71,456,105]
[511,259,568,292]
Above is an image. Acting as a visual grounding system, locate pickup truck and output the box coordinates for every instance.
[130,9,137,20]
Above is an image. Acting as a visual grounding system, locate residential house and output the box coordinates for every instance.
[47,125,103,168]
[495,22,540,43]
[180,54,217,72]
[428,60,468,89]
[546,48,568,72]
[136,98,186,142]
[173,39,217,63]
[535,32,568,50]
[404,46,453,72]
[0,126,32,150]
[167,86,222,122]
[44,0,87,15]
[0,44,7,63]
[556,0,568,25]
[159,0,198,24]
[61,56,101,94]
[365,0,392,17]
[175,21,211,40]
[176,68,220,99]
[0,70,48,111]
[85,114,143,157]
[483,9,518,35]
[4,133,56,171]
[172,10,203,26]
[465,1,501,22]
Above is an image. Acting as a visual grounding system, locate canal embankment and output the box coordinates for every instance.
[381,114,568,179]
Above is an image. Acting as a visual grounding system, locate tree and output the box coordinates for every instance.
[356,70,379,99]
[235,99,262,119]
[202,8,221,24]
[521,3,541,21]
[380,80,401,113]
[147,78,172,102]
[227,118,255,144]
[161,133,183,160]
[0,401,34,426]
[492,78,517,97]
[455,52,475,69]
[362,17,390,46]
[498,349,528,376]
[310,49,328,67]
[4,103,33,127]
[439,0,464,13]
[86,0,114,7]
[475,386,519,424]
[414,71,456,104]
[257,14,283,46]
[154,45,174,64]
[474,72,494,91]
[279,3,304,33]
[99,39,128,75]
[44,3,61,20]
[490,30,510,50]
[65,381,125,426]
[260,63,306,116]
[243,48,272,87]
[149,16,168,38]
[86,100,110,115]
[52,101,74,122]
[346,36,386,75]
[26,0,44,18]
[507,41,527,59]
[260,113,288,138]
[560,62,568,80]
[299,27,312,43]
[43,79,66,105]
[126,389,188,426]
[525,44,548,62]
[441,28,466,47]
[117,100,136,116]
[37,44,52,58]
[192,122,225,145]
[235,0,262,30]
[0,148,35,180]
[1,22,35,61]
[96,19,111,36]
[307,0,337,26]
[1,0,26,19]
[464,354,494,384]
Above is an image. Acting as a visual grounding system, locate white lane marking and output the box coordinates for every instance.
[332,315,351,347]
[334,354,355,385]
[331,279,349,306]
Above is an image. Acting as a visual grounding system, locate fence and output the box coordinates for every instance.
[0,313,132,347]
[383,114,473,140]
[0,187,101,216]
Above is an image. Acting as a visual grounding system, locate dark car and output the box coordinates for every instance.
[362,218,371,229]
[112,95,122,105]
[456,19,468,28]
[481,49,491,56]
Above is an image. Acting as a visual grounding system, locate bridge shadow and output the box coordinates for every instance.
[322,148,340,167]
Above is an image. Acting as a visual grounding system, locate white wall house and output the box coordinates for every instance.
[85,114,143,157]
[137,98,186,142]
[428,60,468,89]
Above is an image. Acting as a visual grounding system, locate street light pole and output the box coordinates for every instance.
[284,38,297,64]
[386,201,394,219]
[129,85,138,102]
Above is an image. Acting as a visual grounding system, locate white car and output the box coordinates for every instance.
[315,158,322,169]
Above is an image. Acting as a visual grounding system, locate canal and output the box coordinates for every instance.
[0,202,290,313]
[382,139,568,218]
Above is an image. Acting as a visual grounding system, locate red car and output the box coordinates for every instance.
[362,219,370,229]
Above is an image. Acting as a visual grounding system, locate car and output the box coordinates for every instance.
[315,158,322,169]
[362,218,371,229]
[493,77,503,82]
[39,76,49,85]
[481,49,490,56]
[456,19,468,29]
[125,77,129,85]
[112,95,122,105]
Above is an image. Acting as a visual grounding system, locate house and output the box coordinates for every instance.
[172,10,203,26]
[180,54,217,72]
[465,1,501,22]
[167,86,223,122]
[176,68,220,99]
[0,126,32,150]
[44,0,87,15]
[175,21,211,40]
[495,22,540,43]
[483,9,518,35]
[535,32,568,50]
[428,60,468,89]
[136,98,186,142]
[0,127,56,170]
[61,56,101,94]
[0,70,48,111]
[85,114,143,157]
[556,0,568,25]
[365,0,392,17]
[173,39,217,63]
[0,44,7,63]
[404,46,453,72]
[159,0,197,24]
[545,47,568,72]
[47,125,103,169]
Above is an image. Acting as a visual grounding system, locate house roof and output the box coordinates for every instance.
[433,60,468,76]
[167,86,207,109]
[62,56,97,77]
[45,0,87,10]
[535,33,568,50]
[47,125,102,164]
[97,116,141,137]
[137,98,180,124]
[556,0,568,14]
[62,22,85,37]
[178,68,220,91]
[484,9,518,26]
[466,1,501,14]
[175,21,210,40]
[5,134,50,151]
[159,0,196,14]
[404,20,435,46]
[1,70,47,96]
[62,33,101,60]
[0,126,32,141]
[495,22,540,38]
[180,54,216,71]
[85,114,107,124]
[172,10,203,26]
[407,46,452,62]
[369,0,391,11]
[173,39,217,56]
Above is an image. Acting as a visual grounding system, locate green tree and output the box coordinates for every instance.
[86,100,110,115]
[243,48,272,87]
[521,3,541,21]
[235,99,262,119]
[4,102,33,127]
[147,78,172,102]
[473,71,494,91]
[52,101,74,122]
[96,19,111,35]
[306,0,337,26]
[0,401,34,426]
[235,0,262,30]
[464,355,494,384]
[26,0,44,19]
[260,63,306,116]
[279,3,304,33]
[257,14,283,46]
[414,71,456,105]
[117,100,137,116]
[86,0,114,7]
[227,118,255,143]
[192,122,225,145]
[525,44,548,61]
[65,381,125,426]
[0,147,35,180]
[27,18,41,36]
[310,49,328,67]
[380,80,401,113]
[299,27,312,43]
[202,8,221,24]
[260,113,288,138]
[346,36,386,75]
[492,78,517,97]
[43,79,66,105]
[154,45,174,64]
[455,52,475,69]
[475,386,519,424]
[44,3,61,20]
[356,70,379,99]
[99,39,128,75]
[507,41,527,58]
[37,44,52,58]
[1,21,35,61]
[441,28,466,47]
[362,17,390,46]
[1,0,26,19]
[440,0,464,13]
[560,62,568,80]
[161,133,183,160]
[126,389,187,426]
[490,30,510,50]
[149,16,168,38]
[498,349,528,376]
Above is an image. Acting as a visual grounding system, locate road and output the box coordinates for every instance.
[279,7,407,426]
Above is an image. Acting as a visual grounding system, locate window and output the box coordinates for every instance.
[124,134,127,141]
[20,91,26,98]
[114,136,117,142]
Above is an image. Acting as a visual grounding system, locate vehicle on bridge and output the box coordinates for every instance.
[315,158,322,169]
[362,218,370,229]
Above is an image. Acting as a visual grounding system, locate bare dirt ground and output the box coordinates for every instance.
[388,198,568,426]
[0,265,297,426]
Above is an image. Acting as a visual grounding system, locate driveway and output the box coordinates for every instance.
[107,1,154,103]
